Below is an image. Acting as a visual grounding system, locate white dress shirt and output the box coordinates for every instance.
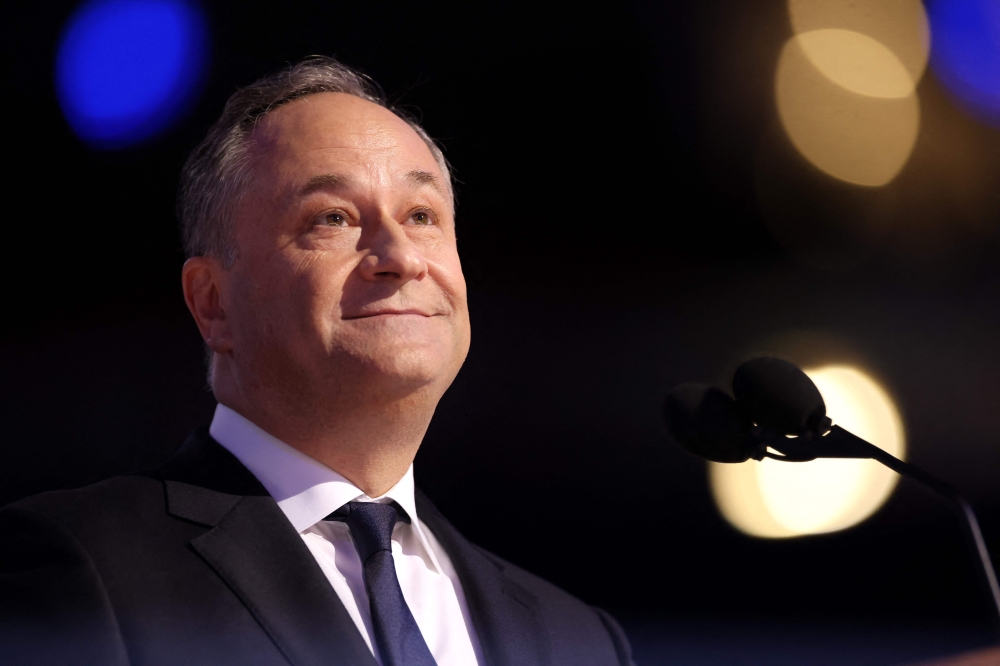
[209,404,484,666]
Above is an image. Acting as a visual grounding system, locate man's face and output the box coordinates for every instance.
[222,92,469,407]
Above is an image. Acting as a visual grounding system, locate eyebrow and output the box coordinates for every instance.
[299,173,350,197]
[405,170,445,197]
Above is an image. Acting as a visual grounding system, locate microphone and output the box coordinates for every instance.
[732,356,827,435]
[663,383,754,463]
[665,357,1000,625]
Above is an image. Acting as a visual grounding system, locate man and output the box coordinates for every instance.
[0,57,634,666]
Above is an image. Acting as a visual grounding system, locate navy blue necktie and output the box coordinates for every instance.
[326,502,437,666]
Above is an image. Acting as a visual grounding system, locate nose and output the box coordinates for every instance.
[357,218,428,284]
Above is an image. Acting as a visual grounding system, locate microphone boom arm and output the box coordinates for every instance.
[763,425,1000,626]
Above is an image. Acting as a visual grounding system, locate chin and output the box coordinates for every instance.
[375,350,451,386]
[327,321,468,396]
[343,342,457,395]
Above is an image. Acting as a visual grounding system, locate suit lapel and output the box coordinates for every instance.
[162,430,376,666]
[415,491,551,666]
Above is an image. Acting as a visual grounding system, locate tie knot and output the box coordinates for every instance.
[326,501,408,562]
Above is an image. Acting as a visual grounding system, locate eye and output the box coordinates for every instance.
[320,211,349,227]
[409,210,434,226]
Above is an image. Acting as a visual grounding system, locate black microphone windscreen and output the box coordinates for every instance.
[732,357,826,435]
[663,383,753,463]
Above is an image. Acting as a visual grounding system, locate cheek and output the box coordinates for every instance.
[229,266,291,348]
[442,259,471,355]
[231,253,343,342]
[432,248,468,304]
[428,249,469,336]
[287,252,354,328]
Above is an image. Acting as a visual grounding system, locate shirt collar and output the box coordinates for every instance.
[208,404,420,534]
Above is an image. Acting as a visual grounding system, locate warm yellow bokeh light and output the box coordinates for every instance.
[711,365,906,538]
[795,29,915,98]
[787,0,930,85]
[775,32,920,186]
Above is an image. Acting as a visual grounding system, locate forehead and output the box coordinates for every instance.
[249,92,443,183]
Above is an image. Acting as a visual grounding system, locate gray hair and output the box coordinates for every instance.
[177,56,452,265]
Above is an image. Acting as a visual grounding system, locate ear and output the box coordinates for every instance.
[181,256,233,354]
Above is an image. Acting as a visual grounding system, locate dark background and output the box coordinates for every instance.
[3,1,1000,663]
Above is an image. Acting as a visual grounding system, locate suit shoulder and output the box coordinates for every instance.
[8,473,164,533]
[0,482,134,665]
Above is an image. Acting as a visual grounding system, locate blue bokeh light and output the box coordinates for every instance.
[56,0,208,149]
[927,0,1000,125]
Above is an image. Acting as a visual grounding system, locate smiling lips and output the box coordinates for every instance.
[343,309,436,319]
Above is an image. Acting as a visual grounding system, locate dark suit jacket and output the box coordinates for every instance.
[0,429,634,665]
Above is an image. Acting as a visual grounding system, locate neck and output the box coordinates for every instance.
[213,370,439,498]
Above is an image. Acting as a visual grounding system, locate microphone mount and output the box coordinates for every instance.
[666,358,1000,631]
[745,417,1000,626]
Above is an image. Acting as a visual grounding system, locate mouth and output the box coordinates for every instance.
[343,309,435,320]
